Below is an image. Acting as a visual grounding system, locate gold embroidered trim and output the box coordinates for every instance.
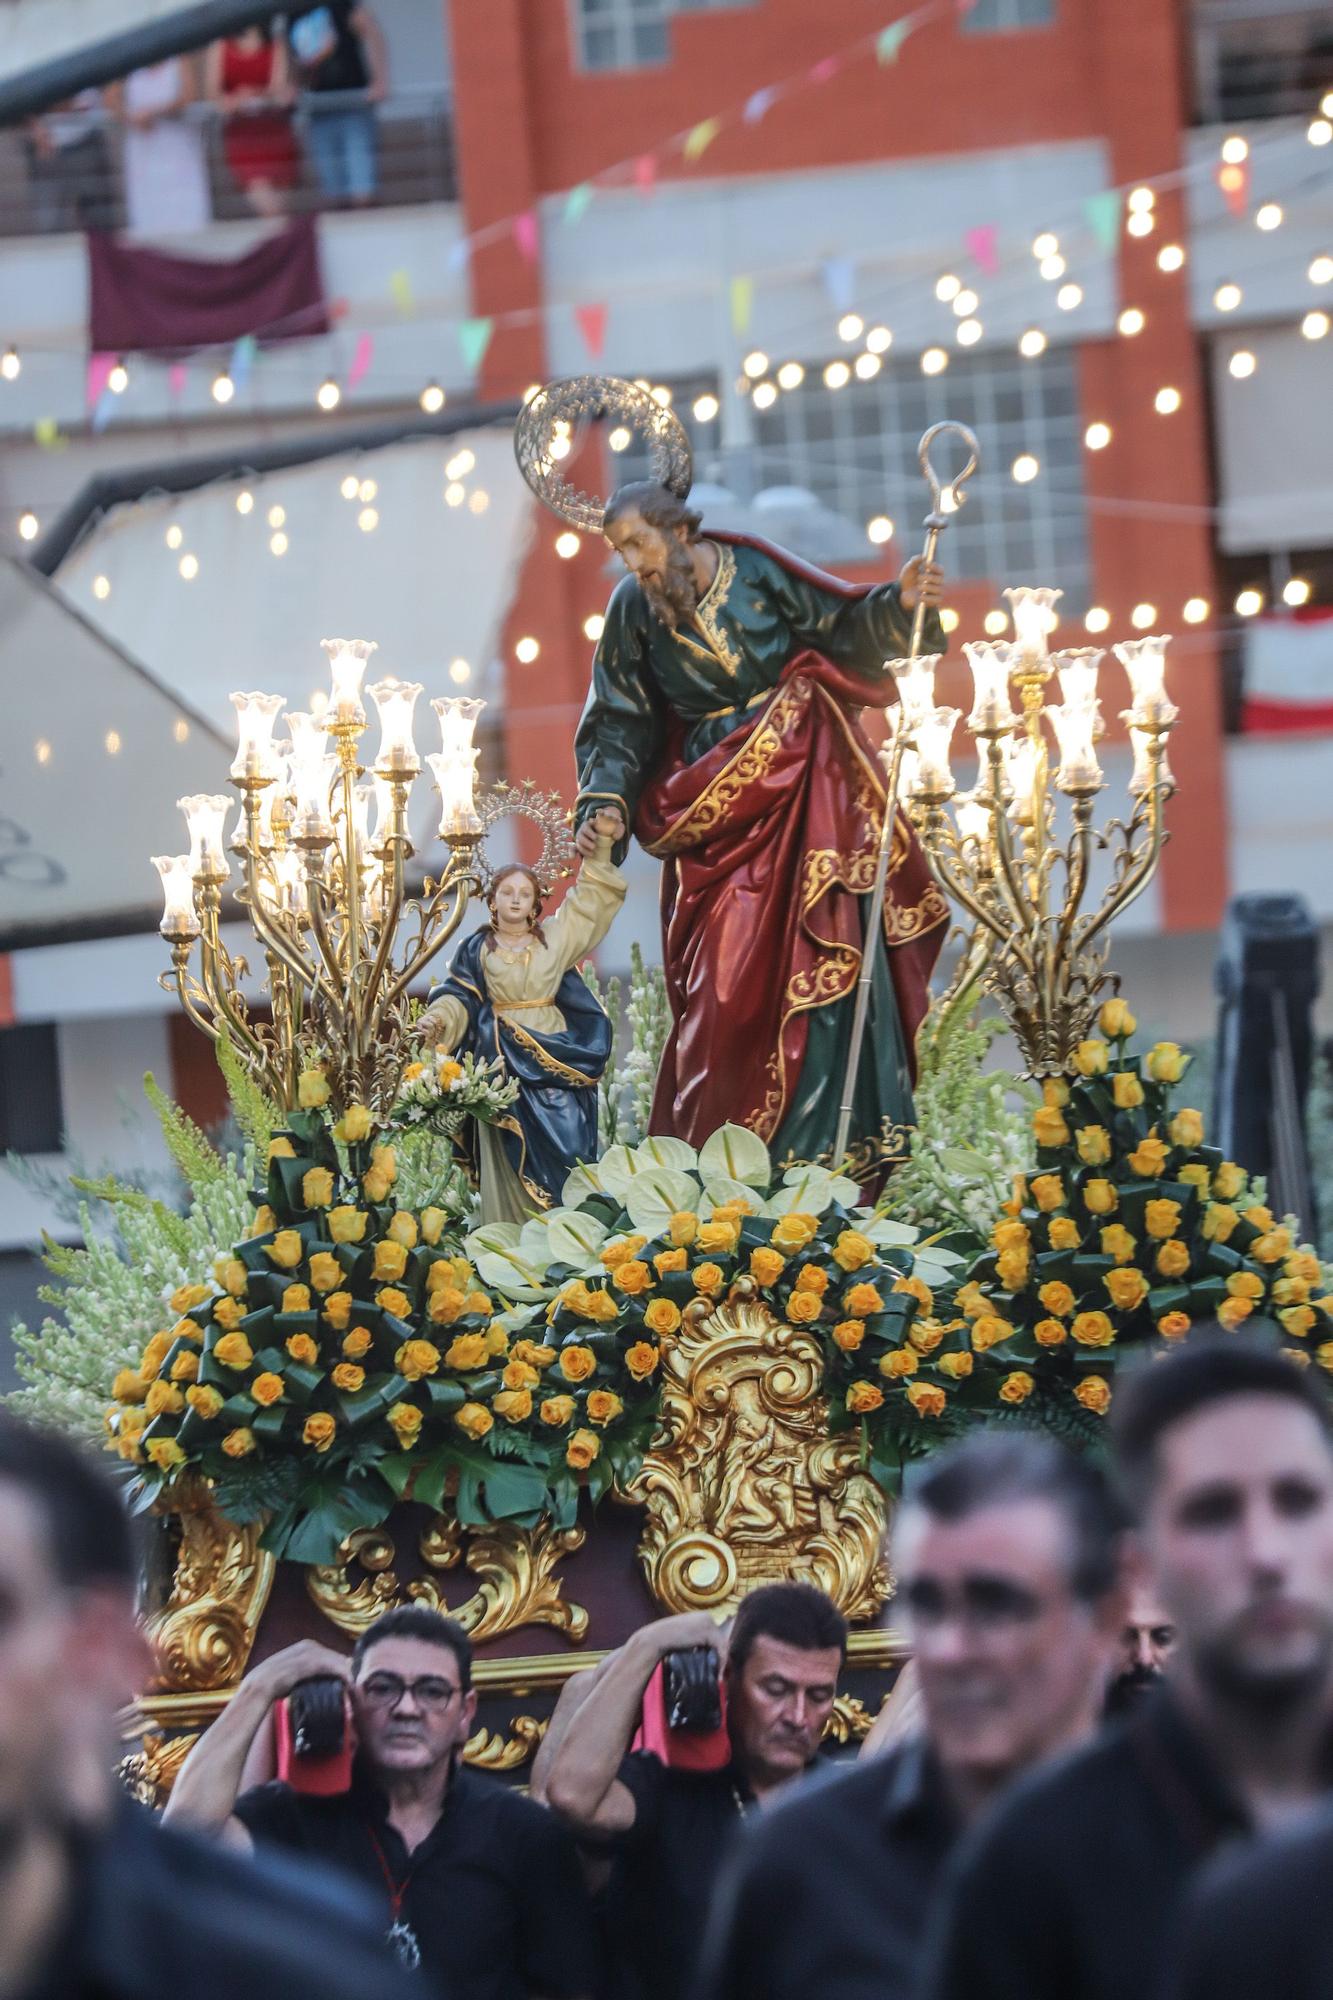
[503,1019,598,1088]
[688,543,743,677]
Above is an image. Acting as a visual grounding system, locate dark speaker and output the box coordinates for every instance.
[1213,894,1322,1232]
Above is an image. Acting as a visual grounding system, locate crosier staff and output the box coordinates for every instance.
[832,421,980,1168]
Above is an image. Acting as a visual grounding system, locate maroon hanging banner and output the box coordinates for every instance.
[87,217,329,356]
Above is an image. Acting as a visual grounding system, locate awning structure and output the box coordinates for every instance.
[0,1,274,123]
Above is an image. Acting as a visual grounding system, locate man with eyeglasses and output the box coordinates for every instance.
[166,1604,598,2000]
[692,1433,1125,2000]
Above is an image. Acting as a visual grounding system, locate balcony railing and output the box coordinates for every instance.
[0,84,455,240]
[1193,0,1333,123]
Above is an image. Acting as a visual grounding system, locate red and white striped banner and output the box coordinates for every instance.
[1242,608,1333,734]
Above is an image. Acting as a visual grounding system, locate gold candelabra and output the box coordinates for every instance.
[152,639,486,1116]
[890,593,1178,1077]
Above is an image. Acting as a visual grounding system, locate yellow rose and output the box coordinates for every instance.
[770,1213,820,1253]
[377,1287,411,1320]
[428,1285,467,1326]
[1128,1135,1170,1178]
[211,1295,246,1332]
[1076,1126,1112,1167]
[145,1380,185,1417]
[643,1298,682,1338]
[1083,1179,1118,1217]
[625,1343,661,1380]
[1073,1310,1115,1347]
[395,1339,441,1381]
[250,1372,285,1407]
[613,1260,653,1297]
[992,1221,1031,1255]
[832,1230,875,1272]
[1230,1269,1264,1298]
[113,1367,148,1404]
[846,1381,884,1414]
[145,1437,187,1472]
[303,1412,337,1453]
[372,1238,409,1284]
[692,1262,725,1295]
[1033,1106,1071,1148]
[999,1371,1035,1404]
[879,1347,919,1379]
[655,1247,689,1276]
[587,1389,625,1426]
[1002,1176,1028,1218]
[971,1313,1016,1352]
[325,1207,365,1246]
[1317,1343,1333,1374]
[749,1247,787,1286]
[267,1138,296,1163]
[493,1388,534,1424]
[1286,1251,1323,1284]
[387,1402,425,1448]
[996,1248,1031,1293]
[285,1333,319,1366]
[1202,1203,1239,1244]
[333,1103,374,1145]
[1274,1277,1311,1307]
[1105,1268,1149,1312]
[909,1318,946,1354]
[1031,1175,1065,1214]
[170,1282,211,1314]
[441,1333,487,1370]
[381,1211,417,1251]
[140,1331,174,1377]
[498,1359,536,1393]
[832,1319,866,1351]
[795,1265,831,1297]
[362,1168,392,1205]
[253,1205,277,1234]
[1156,1239,1192,1280]
[1177,1164,1211,1192]
[787,1291,823,1324]
[297,1068,330,1109]
[1112,1072,1146,1110]
[1101,1224,1137,1266]
[1245,1207,1275,1234]
[279,1285,310,1316]
[1254,1230,1294,1266]
[1043,1077,1071,1108]
[1075,1375,1112,1415]
[600,1235,648,1271]
[169,1350,200,1384]
[1038,1281,1076,1318]
[1049,1217,1082,1250]
[185,1384,224,1419]
[302,1251,337,1294]
[1280,1306,1317,1339]
[560,1344,597,1383]
[221,1427,256,1458]
[1146,1041,1186,1083]
[512,1339,556,1371]
[215,1257,249,1297]
[955,1281,992,1321]
[302,1168,335,1210]
[566,1427,601,1469]
[905,1381,948,1418]
[1073,1038,1110,1077]
[895,1275,935,1315]
[322,1291,352,1332]
[342,1325,373,1359]
[1145,1199,1182,1241]
[1170,1109,1205,1150]
[1035,1317,1068,1347]
[582,1288,619,1323]
[1157,1310,1192,1341]
[332,1362,365,1392]
[937,1350,974,1379]
[698,1219,739,1254]
[419,1206,448,1246]
[844,1282,884,1318]
[213,1331,255,1371]
[265,1230,304,1271]
[1212,1162,1247,1201]
[668,1211,699,1247]
[1218,1295,1254,1330]
[1098,998,1137,1039]
[540,1395,576,1426]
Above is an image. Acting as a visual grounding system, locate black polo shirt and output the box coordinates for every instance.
[922,1687,1312,2000]
[693,1736,960,2000]
[236,1764,598,2000]
[1168,1801,1333,2000]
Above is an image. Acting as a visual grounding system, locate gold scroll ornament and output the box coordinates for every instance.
[627,1283,890,1619]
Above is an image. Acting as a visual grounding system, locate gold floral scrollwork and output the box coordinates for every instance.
[627,1290,889,1620]
[462,1716,548,1773]
[823,1695,875,1746]
[145,1480,276,1693]
[118,1731,200,1808]
[306,1515,589,1645]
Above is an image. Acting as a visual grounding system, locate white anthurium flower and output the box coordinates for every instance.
[630,1135,699,1173]
[544,1208,612,1271]
[561,1161,604,1204]
[913,1253,964,1289]
[698,1124,772,1187]
[492,1300,545,1335]
[465,1219,555,1299]
[623,1167,704,1234]
[785,1164,862,1203]
[700,1175,763,1212]
[856,1216,924,1248]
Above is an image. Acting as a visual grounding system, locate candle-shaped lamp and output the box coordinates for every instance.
[153,854,200,939]
[177,794,232,880]
[1047,702,1104,793]
[229,691,286,783]
[889,652,942,736]
[321,637,378,730]
[1053,648,1102,716]
[286,712,334,839]
[954,790,993,852]
[428,696,485,838]
[1004,586,1062,673]
[1128,723,1176,797]
[963,641,1018,732]
[1113,636,1178,727]
[368,677,423,776]
[1003,734,1041,821]
[912,706,960,801]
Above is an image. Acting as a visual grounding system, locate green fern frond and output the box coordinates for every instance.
[68,1175,194,1261]
[214,1028,280,1156]
[143,1072,225,1198]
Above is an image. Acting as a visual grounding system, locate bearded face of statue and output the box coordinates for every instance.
[603,506,700,630]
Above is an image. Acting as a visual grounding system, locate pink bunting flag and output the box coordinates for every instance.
[575,303,608,359]
[347,332,373,390]
[964,223,1000,276]
[809,56,839,83]
[86,351,115,409]
[634,153,657,195]
[167,362,188,399]
[513,210,539,262]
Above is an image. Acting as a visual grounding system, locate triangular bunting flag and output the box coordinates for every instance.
[1082,190,1121,252]
[743,85,779,123]
[809,56,839,83]
[634,153,657,195]
[90,387,115,434]
[730,275,754,337]
[390,268,415,316]
[513,210,539,262]
[347,332,374,389]
[1218,159,1249,216]
[86,352,114,409]
[964,223,1000,275]
[458,317,494,373]
[232,334,256,389]
[167,361,187,399]
[447,237,472,276]
[876,16,913,61]
[574,303,608,359]
[564,182,594,226]
[683,117,722,163]
[33,417,65,450]
[821,256,856,312]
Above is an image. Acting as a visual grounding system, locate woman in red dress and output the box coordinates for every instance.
[205,28,297,216]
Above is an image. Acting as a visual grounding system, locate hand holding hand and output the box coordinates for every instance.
[576,807,625,857]
[898,556,945,612]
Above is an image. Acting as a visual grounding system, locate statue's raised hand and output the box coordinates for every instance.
[576,807,626,857]
[897,555,945,611]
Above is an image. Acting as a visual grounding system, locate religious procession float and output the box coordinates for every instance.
[10,380,1331,1792]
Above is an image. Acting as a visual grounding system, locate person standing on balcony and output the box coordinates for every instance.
[108,56,211,235]
[206,27,298,218]
[286,4,389,209]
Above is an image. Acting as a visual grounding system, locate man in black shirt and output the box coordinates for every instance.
[167,1604,598,2000]
[924,1338,1333,2000]
[1167,1796,1333,1999]
[0,1410,410,2000]
[545,1583,847,2000]
[693,1433,1126,2000]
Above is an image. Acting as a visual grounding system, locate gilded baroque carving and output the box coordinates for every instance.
[145,1479,276,1693]
[627,1289,889,1619]
[462,1716,548,1772]
[118,1731,200,1808]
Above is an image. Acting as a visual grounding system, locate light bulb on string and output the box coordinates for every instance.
[1,347,20,382]
[777,361,806,387]
[1019,328,1047,358]
[108,359,129,394]
[864,327,892,355]
[212,370,235,404]
[18,509,39,542]
[837,313,864,343]
[317,376,341,411]
[419,381,445,414]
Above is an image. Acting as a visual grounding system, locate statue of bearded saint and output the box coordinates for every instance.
[514,380,950,1189]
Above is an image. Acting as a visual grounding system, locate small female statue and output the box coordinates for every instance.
[417,813,625,1222]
